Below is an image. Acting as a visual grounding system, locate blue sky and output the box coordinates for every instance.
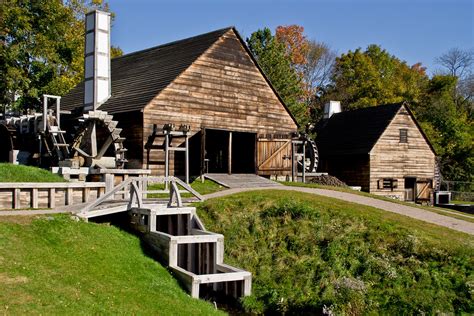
[108,0,473,74]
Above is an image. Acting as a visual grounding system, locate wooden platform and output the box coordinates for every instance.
[204,173,282,189]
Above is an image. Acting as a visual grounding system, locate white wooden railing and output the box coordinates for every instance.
[0,182,106,209]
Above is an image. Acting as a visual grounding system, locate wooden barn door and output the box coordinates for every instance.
[416,179,432,204]
[257,138,292,176]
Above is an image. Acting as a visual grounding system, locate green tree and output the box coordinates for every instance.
[325,45,428,110]
[246,28,307,126]
[415,75,473,181]
[0,0,118,111]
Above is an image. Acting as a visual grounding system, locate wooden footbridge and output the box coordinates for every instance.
[77,176,251,300]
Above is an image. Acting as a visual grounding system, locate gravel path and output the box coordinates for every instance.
[204,186,474,236]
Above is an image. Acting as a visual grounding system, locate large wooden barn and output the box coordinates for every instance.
[61,27,298,178]
[316,102,437,202]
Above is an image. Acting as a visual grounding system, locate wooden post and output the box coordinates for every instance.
[42,95,47,132]
[302,141,306,183]
[66,188,73,206]
[83,187,90,203]
[49,188,56,209]
[200,128,206,176]
[13,188,20,209]
[56,97,60,129]
[185,134,189,184]
[228,131,232,175]
[291,141,295,182]
[165,132,169,190]
[32,188,38,208]
[90,122,97,157]
[124,174,130,200]
[254,134,257,174]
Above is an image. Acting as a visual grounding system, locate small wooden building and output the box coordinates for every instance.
[316,103,437,202]
[62,27,298,178]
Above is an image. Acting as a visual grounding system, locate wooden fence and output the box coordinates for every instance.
[0,182,106,210]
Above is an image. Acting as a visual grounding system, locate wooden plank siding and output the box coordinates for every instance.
[142,29,297,176]
[369,106,435,200]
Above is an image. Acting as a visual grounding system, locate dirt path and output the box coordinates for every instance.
[204,186,474,236]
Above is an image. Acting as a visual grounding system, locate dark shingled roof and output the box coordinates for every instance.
[315,103,403,156]
[61,27,233,113]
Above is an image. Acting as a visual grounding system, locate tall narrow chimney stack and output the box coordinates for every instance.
[84,10,111,111]
[323,101,341,119]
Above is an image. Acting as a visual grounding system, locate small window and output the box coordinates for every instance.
[399,129,408,143]
[378,178,398,190]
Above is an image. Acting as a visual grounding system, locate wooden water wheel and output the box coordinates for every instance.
[296,135,319,173]
[71,110,127,168]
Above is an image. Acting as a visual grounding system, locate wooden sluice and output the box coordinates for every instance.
[77,176,251,300]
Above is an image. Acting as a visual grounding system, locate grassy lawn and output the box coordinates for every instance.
[0,215,222,315]
[197,190,474,315]
[452,200,474,205]
[148,178,225,198]
[281,181,474,223]
[0,163,65,182]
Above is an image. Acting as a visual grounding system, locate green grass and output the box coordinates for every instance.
[281,181,474,223]
[197,190,474,315]
[148,178,225,198]
[0,163,66,182]
[0,215,223,315]
[452,200,474,205]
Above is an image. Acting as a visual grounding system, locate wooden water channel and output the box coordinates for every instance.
[77,176,252,300]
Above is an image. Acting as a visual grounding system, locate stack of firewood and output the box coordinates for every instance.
[309,175,347,187]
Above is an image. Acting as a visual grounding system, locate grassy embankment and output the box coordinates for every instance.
[282,181,474,223]
[0,215,223,315]
[0,163,66,182]
[197,190,474,315]
[148,178,225,197]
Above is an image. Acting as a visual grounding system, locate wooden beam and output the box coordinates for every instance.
[201,128,206,175]
[165,133,169,190]
[228,131,232,175]
[185,134,189,184]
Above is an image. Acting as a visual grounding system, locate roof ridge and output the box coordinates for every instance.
[332,102,404,117]
[112,26,234,61]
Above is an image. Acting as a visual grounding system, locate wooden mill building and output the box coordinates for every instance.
[61,27,298,178]
[316,103,437,202]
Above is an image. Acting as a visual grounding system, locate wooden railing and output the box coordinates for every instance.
[79,176,204,216]
[0,182,106,210]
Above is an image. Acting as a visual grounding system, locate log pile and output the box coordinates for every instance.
[308,175,347,187]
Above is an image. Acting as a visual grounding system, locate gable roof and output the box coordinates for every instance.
[61,27,232,113]
[61,27,298,126]
[316,102,436,156]
[316,103,404,156]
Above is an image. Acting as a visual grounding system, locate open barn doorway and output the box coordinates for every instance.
[203,129,256,174]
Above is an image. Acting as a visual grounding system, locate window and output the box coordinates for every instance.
[378,178,398,190]
[399,129,408,143]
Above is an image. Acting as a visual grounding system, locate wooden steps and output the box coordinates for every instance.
[131,205,251,299]
[204,173,282,188]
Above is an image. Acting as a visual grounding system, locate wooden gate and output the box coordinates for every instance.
[257,138,292,176]
[416,179,432,204]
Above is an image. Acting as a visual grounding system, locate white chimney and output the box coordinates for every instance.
[84,10,111,111]
[323,100,341,119]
